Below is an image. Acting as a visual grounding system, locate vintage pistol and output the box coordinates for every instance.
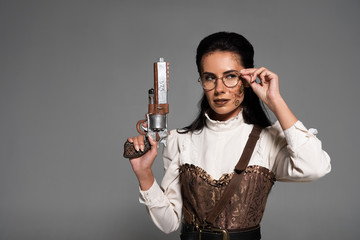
[123,57,169,159]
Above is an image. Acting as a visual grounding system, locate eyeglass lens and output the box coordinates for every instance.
[200,72,241,90]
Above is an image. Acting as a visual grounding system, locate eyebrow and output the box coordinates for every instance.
[202,70,239,75]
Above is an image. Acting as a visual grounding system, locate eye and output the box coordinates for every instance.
[224,73,238,79]
[202,75,216,81]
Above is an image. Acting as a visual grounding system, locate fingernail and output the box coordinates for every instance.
[140,145,144,152]
[135,145,139,151]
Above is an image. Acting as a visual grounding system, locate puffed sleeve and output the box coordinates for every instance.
[138,129,182,233]
[266,120,331,182]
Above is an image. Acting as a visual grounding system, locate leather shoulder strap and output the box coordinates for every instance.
[234,125,262,173]
[206,125,262,225]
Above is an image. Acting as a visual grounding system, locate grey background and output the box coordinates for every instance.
[1,0,359,239]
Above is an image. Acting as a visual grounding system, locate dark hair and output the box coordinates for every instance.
[178,32,271,133]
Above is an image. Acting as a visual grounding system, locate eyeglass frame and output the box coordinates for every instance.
[198,71,245,91]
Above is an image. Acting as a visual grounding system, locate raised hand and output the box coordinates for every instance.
[240,67,281,112]
[240,67,298,130]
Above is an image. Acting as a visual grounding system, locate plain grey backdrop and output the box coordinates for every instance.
[1,0,359,239]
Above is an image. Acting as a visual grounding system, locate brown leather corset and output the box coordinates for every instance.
[179,164,276,230]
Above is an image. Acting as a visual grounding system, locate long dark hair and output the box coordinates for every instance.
[178,32,271,133]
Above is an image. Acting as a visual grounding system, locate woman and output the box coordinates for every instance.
[127,32,331,239]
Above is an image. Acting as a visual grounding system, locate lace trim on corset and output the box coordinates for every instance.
[179,164,276,187]
[179,164,234,187]
[244,165,276,182]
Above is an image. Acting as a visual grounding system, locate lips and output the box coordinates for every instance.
[213,99,230,105]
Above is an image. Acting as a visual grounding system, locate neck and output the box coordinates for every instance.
[209,107,242,121]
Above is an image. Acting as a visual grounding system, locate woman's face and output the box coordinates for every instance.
[201,51,245,121]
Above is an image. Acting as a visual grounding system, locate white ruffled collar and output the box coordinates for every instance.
[205,109,244,132]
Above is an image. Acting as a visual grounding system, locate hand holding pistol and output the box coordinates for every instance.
[123,58,170,159]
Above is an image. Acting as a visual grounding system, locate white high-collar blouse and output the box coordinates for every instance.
[138,110,331,234]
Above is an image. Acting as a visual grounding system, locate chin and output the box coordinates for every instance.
[210,107,241,120]
[214,109,233,115]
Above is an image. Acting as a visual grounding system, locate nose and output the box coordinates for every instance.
[214,77,226,94]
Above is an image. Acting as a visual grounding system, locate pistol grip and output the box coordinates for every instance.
[123,136,151,159]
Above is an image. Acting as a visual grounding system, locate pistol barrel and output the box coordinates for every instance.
[146,57,169,144]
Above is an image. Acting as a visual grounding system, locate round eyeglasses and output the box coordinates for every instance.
[198,72,243,91]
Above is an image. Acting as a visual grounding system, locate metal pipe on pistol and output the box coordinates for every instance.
[123,58,170,159]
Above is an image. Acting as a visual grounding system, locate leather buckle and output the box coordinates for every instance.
[197,223,229,240]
